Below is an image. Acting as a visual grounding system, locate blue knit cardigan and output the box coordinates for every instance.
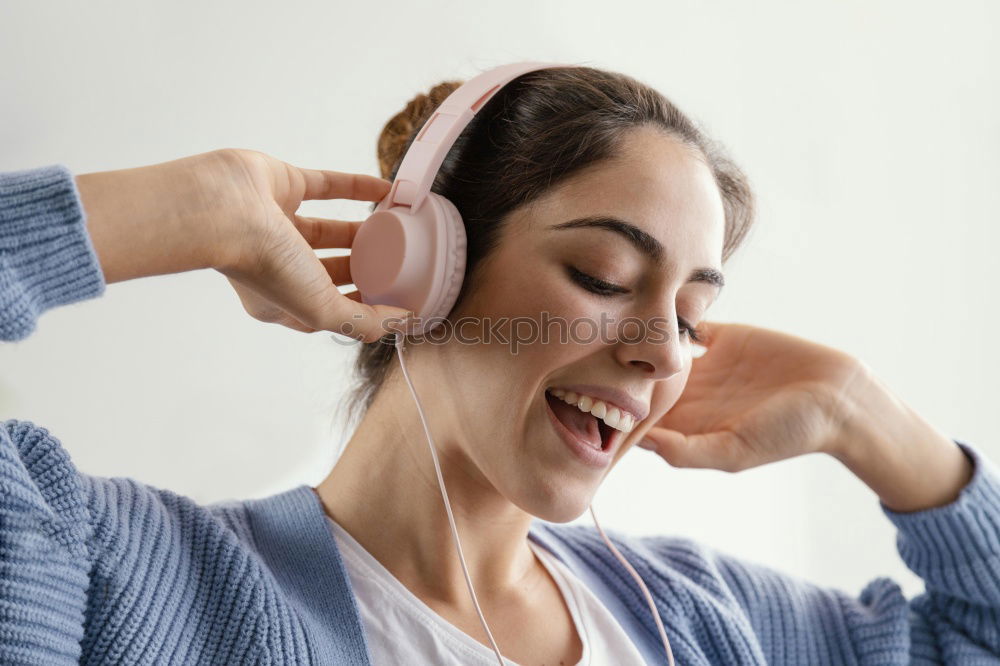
[1,164,999,665]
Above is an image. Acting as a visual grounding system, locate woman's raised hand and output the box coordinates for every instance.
[639,321,872,472]
[76,148,411,342]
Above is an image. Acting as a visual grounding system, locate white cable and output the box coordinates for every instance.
[394,332,507,666]
[589,503,675,665]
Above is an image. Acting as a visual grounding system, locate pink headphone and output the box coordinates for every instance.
[348,62,676,665]
[349,61,560,336]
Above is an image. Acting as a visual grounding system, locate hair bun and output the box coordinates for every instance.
[377,80,464,180]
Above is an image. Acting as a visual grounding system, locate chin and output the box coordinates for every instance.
[512,476,599,524]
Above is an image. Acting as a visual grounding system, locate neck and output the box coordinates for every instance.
[314,373,541,606]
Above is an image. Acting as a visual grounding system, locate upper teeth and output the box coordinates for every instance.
[547,388,637,434]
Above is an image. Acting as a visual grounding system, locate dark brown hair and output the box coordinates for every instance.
[344,65,756,423]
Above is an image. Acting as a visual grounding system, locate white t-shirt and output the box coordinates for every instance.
[327,516,646,665]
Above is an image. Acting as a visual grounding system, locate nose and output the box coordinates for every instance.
[612,312,687,380]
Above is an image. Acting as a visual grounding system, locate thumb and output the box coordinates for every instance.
[639,427,745,472]
[326,299,413,342]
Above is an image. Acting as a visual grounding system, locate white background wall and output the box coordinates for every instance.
[1,0,997,601]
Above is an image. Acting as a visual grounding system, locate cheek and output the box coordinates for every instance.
[454,262,612,357]
[499,267,584,319]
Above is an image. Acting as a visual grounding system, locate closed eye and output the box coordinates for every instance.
[567,266,628,296]
[568,265,704,342]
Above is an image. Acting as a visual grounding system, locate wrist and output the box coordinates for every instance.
[826,362,973,512]
[77,153,225,283]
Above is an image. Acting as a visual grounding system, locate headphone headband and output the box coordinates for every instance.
[383,61,562,213]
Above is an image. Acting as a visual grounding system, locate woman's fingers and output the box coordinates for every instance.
[295,216,362,249]
[222,247,407,341]
[340,288,363,303]
[639,427,750,473]
[273,314,318,334]
[227,276,319,334]
[320,254,352,286]
[282,284,404,341]
[295,167,392,203]
[294,282,397,341]
[219,155,409,340]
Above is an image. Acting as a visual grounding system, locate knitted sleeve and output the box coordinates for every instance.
[638,438,1000,665]
[0,420,97,664]
[0,165,105,342]
[0,420,280,665]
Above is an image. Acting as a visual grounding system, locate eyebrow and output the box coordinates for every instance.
[548,215,726,291]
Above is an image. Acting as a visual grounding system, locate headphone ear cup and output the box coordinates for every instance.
[349,193,467,336]
[426,193,467,328]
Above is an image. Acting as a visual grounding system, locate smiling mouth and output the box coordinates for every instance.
[545,390,615,451]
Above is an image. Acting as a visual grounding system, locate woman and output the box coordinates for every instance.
[1,65,996,665]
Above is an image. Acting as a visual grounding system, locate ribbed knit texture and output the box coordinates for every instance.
[2,165,999,665]
[0,165,105,342]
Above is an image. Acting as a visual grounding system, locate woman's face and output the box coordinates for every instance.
[417,126,726,523]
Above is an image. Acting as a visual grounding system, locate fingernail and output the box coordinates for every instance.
[636,438,657,451]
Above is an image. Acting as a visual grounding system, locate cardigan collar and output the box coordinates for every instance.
[243,484,663,665]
